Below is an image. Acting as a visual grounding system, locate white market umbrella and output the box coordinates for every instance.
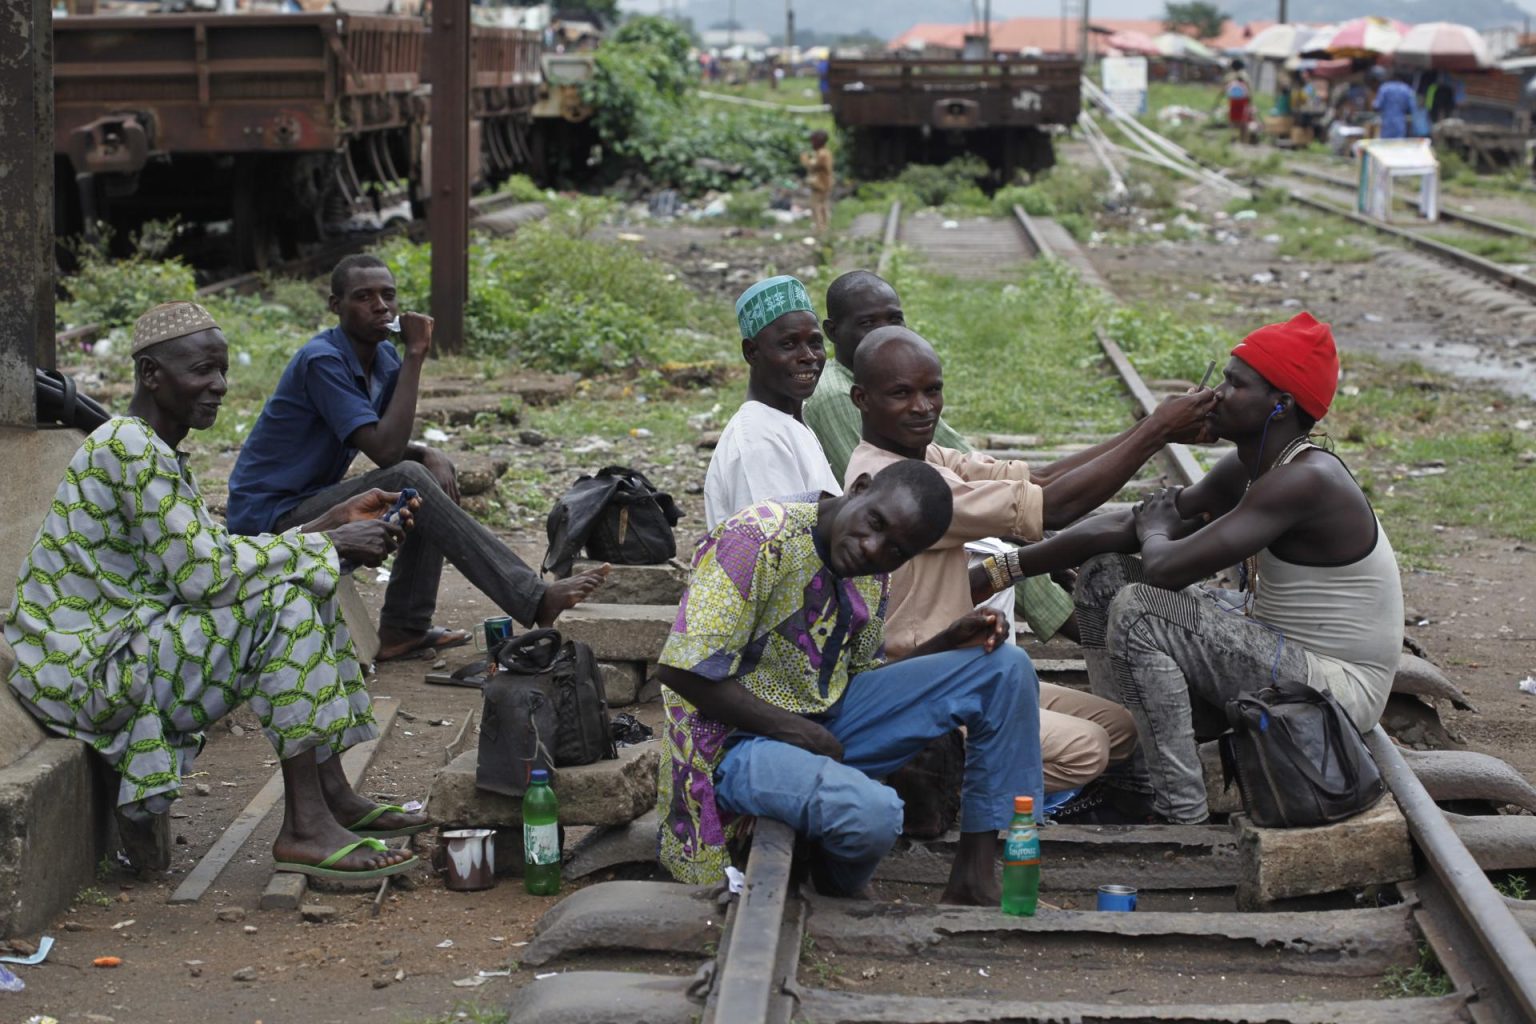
[1245,23,1310,60]
[1156,32,1218,61]
[1395,22,1493,71]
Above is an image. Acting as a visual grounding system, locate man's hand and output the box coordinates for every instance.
[327,519,406,568]
[332,488,420,529]
[420,447,459,505]
[942,609,1010,654]
[398,312,434,362]
[1149,389,1217,445]
[1134,486,1203,544]
[776,717,844,761]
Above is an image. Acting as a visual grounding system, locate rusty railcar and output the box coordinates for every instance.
[827,57,1083,181]
[54,12,542,269]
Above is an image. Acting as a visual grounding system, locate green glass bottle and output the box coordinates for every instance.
[1001,795,1039,916]
[523,769,560,896]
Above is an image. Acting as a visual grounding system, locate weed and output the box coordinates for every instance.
[1269,210,1376,263]
[496,173,551,204]
[1422,232,1536,265]
[398,1004,507,1024]
[58,229,198,331]
[74,886,112,908]
[724,188,772,227]
[1380,943,1454,998]
[1494,873,1531,901]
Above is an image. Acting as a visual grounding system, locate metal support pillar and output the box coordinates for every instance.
[0,0,53,427]
[1078,0,1092,66]
[429,0,469,355]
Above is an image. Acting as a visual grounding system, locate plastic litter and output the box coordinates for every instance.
[422,427,451,444]
[610,712,654,747]
[0,936,52,965]
[725,865,746,895]
[436,939,454,949]
[0,965,23,992]
[92,956,122,968]
[452,975,488,988]
[1518,677,1536,696]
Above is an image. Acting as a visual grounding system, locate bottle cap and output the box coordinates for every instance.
[530,769,550,783]
[1014,796,1034,814]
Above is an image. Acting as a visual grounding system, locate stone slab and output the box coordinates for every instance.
[412,394,521,430]
[1234,794,1413,909]
[521,881,719,966]
[0,737,109,937]
[0,642,45,771]
[597,661,643,707]
[564,810,660,880]
[428,741,660,828]
[555,604,675,663]
[502,970,695,1024]
[454,451,510,498]
[1445,811,1536,871]
[574,559,688,606]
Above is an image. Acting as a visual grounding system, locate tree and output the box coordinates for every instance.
[1163,1,1226,40]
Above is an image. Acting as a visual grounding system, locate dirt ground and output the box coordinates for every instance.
[9,172,1536,1022]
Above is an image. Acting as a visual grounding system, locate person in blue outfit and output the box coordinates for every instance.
[227,255,607,662]
[654,459,1043,906]
[1374,73,1417,140]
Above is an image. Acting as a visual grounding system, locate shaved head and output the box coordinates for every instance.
[852,326,940,388]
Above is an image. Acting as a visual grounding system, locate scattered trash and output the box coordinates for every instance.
[510,941,528,947]
[375,568,391,585]
[24,1015,60,1024]
[535,972,559,980]
[629,428,653,439]
[422,427,451,444]
[1262,234,1281,243]
[978,967,991,978]
[1518,677,1536,696]
[478,969,514,977]
[0,936,52,965]
[801,236,818,246]
[725,865,746,895]
[941,220,960,230]
[436,939,454,949]
[111,920,135,930]
[93,956,123,968]
[610,712,654,747]
[452,975,488,988]
[616,232,646,243]
[1250,271,1274,285]
[0,965,23,992]
[1363,313,1384,323]
[1232,209,1258,221]
[570,436,614,455]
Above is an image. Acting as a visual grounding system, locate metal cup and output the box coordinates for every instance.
[1097,884,1138,912]
[474,616,514,653]
[441,828,497,892]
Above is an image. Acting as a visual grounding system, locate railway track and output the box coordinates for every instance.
[507,204,1536,1024]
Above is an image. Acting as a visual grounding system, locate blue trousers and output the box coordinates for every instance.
[713,645,1042,895]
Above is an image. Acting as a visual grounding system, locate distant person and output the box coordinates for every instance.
[817,56,831,102]
[703,276,840,529]
[1222,59,1253,145]
[799,129,835,236]
[226,255,607,661]
[1374,73,1417,139]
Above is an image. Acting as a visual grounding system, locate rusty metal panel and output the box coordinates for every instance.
[828,58,1081,130]
[0,0,54,420]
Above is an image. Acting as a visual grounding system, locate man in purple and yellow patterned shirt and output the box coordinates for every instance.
[655,460,1044,906]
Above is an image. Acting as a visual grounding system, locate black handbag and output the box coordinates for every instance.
[475,629,616,797]
[1219,678,1385,829]
[542,466,682,578]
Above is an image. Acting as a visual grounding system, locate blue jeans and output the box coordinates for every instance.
[713,645,1042,895]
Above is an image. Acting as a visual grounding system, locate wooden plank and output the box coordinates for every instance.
[167,698,399,905]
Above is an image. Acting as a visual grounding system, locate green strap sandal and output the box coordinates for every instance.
[346,803,433,839]
[274,838,419,880]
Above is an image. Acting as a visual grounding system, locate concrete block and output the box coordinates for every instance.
[521,881,719,966]
[503,970,695,1024]
[556,604,675,663]
[1234,794,1413,909]
[0,642,46,771]
[260,873,306,912]
[574,559,688,606]
[336,576,379,666]
[427,741,660,828]
[1199,740,1242,815]
[454,452,510,498]
[565,810,660,880]
[597,661,642,707]
[0,427,84,587]
[0,737,110,937]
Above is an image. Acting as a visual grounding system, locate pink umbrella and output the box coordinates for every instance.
[1105,30,1160,56]
[1395,22,1493,71]
[1320,16,1411,58]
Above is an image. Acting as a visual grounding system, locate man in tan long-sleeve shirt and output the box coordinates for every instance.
[844,327,1212,802]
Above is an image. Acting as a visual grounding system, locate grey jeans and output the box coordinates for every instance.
[1073,553,1310,823]
[274,461,547,635]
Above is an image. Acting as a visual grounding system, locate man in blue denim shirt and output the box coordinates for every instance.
[228,255,607,661]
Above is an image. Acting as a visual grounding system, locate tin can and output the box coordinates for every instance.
[1097,884,1138,912]
[476,616,514,654]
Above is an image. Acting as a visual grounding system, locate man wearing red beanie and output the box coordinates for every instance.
[1009,313,1403,824]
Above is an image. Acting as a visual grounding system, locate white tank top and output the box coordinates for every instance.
[1251,445,1403,730]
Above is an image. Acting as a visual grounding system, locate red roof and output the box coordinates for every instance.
[890,17,1276,56]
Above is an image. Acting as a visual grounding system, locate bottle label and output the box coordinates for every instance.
[524,822,559,866]
[1004,830,1040,867]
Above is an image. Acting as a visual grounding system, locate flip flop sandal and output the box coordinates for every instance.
[377,626,472,663]
[346,803,433,839]
[425,659,492,689]
[274,837,419,880]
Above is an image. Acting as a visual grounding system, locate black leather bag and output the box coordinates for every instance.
[475,629,616,797]
[542,466,682,578]
[1219,678,1385,829]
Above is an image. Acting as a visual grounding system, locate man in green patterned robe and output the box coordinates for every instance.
[5,301,426,879]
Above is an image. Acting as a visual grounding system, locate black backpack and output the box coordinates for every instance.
[542,466,682,578]
[476,629,616,797]
[1219,678,1385,828]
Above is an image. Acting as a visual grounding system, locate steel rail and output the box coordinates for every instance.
[1283,190,1536,301]
[874,198,902,276]
[1286,164,1536,243]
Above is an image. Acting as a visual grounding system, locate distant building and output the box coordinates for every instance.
[891,17,1274,58]
[700,28,773,50]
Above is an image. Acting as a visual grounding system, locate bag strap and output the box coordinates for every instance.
[1262,703,1363,794]
[498,628,563,672]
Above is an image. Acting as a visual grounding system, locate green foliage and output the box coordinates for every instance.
[1270,211,1376,263]
[1102,305,1229,383]
[374,219,732,375]
[891,156,990,207]
[724,188,772,226]
[74,886,112,908]
[1494,872,1531,901]
[1380,944,1454,999]
[58,231,197,331]
[584,19,809,194]
[497,174,550,203]
[1162,2,1227,41]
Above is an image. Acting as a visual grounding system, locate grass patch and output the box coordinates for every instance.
[1422,231,1536,265]
[1270,209,1377,262]
[1380,944,1454,998]
[398,1004,506,1024]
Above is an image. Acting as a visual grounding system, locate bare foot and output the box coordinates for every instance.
[939,877,1001,906]
[939,830,1002,906]
[535,563,611,626]
[272,815,414,872]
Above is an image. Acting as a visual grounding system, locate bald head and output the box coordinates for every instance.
[851,327,944,458]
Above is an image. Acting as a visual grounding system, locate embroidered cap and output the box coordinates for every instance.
[131,301,221,356]
[735,275,815,340]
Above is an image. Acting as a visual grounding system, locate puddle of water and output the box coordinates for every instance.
[1373,335,1536,401]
